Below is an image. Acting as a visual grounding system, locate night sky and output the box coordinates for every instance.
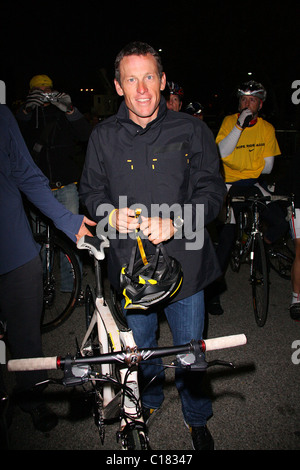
[1,0,299,127]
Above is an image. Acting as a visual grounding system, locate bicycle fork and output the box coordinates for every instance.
[118,331,144,413]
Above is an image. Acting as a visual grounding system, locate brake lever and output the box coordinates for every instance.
[206,360,235,369]
[175,340,235,371]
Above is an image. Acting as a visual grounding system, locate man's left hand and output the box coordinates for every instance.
[140,216,176,244]
[51,91,73,113]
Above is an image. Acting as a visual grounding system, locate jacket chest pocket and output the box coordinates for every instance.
[150,148,190,204]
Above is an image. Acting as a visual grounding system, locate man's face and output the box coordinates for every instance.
[114,53,166,128]
[239,95,262,116]
[166,94,182,112]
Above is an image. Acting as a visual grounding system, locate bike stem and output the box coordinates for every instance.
[94,258,104,298]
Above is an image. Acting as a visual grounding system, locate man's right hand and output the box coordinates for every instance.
[110,208,140,233]
[237,108,253,129]
[24,89,45,112]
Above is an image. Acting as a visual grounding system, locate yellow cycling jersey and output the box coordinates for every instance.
[216,113,281,183]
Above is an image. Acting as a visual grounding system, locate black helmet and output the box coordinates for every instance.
[185,101,204,115]
[120,242,183,310]
[167,81,184,98]
[237,80,266,101]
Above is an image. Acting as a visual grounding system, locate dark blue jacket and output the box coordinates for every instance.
[0,105,83,275]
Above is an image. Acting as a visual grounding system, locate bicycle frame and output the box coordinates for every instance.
[80,295,141,418]
[7,234,247,450]
[231,193,294,263]
[77,235,146,446]
[229,193,293,327]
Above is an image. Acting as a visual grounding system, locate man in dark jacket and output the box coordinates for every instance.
[17,75,92,294]
[80,42,226,450]
[17,74,91,199]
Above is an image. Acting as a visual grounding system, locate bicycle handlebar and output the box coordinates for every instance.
[7,334,247,372]
[203,333,247,351]
[230,194,292,203]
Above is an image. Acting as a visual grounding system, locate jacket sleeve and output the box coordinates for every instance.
[79,127,113,220]
[184,121,226,236]
[7,107,83,242]
[66,107,92,142]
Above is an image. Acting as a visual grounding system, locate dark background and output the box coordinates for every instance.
[1,0,299,129]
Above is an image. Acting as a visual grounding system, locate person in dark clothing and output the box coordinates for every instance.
[17,74,92,296]
[79,42,226,450]
[274,153,300,320]
[16,74,91,195]
[0,104,95,440]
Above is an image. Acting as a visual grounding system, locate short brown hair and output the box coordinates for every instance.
[114,41,163,85]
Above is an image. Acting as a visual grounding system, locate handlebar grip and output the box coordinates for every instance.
[203,334,247,352]
[7,356,58,372]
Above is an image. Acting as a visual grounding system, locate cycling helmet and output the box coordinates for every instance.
[167,81,184,98]
[237,80,266,102]
[120,242,183,310]
[185,101,204,115]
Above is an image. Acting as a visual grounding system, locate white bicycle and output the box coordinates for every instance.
[8,234,247,450]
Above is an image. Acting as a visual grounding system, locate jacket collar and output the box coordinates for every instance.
[116,96,167,134]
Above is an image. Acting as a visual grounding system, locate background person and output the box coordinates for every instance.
[273,152,300,321]
[206,80,281,315]
[185,101,204,120]
[16,75,92,300]
[165,81,184,111]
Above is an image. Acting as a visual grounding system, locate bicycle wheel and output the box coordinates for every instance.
[120,425,150,450]
[267,235,295,280]
[251,234,269,327]
[34,233,81,333]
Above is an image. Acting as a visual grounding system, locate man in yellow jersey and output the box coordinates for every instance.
[207,81,281,315]
[217,81,279,182]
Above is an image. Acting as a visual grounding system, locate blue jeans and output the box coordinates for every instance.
[53,183,82,291]
[124,290,213,427]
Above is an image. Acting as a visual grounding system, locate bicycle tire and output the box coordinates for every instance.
[122,427,150,450]
[267,235,295,280]
[251,234,269,327]
[34,233,81,333]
